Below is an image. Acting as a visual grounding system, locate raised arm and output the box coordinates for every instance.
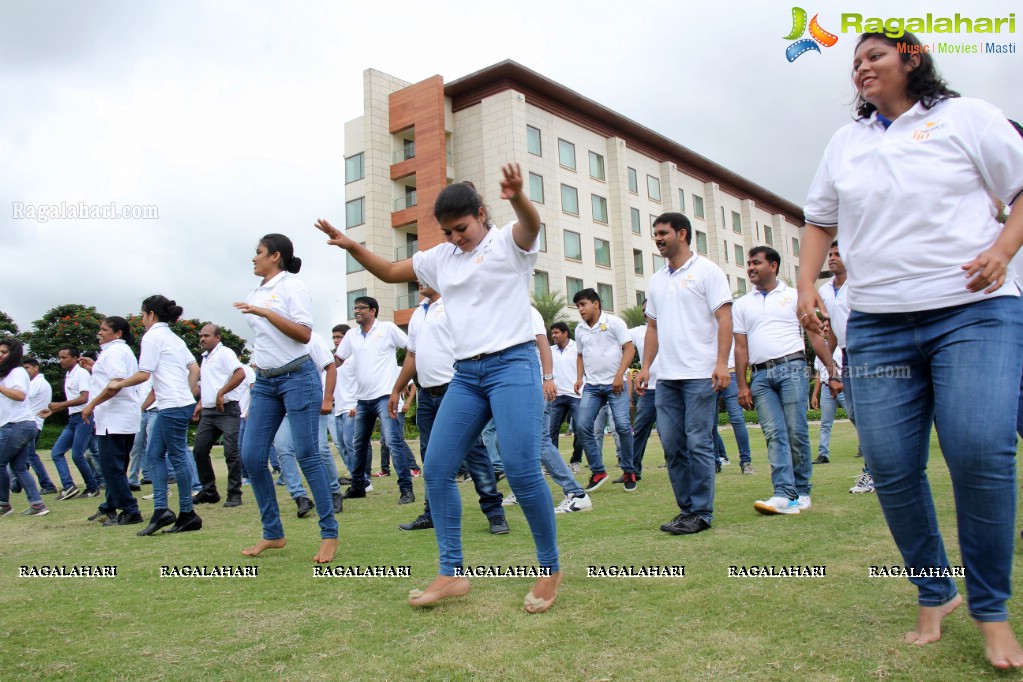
[315,219,416,284]
[499,163,542,252]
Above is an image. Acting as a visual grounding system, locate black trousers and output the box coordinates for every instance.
[192,402,242,496]
[97,433,138,514]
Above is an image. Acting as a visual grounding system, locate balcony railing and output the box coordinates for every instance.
[392,142,416,163]
[394,191,417,212]
[394,240,418,261]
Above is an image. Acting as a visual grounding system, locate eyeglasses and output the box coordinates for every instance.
[353,305,370,311]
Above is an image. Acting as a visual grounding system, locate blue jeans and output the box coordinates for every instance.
[350,396,413,493]
[423,342,558,575]
[547,394,583,461]
[481,419,503,473]
[50,413,98,491]
[818,390,845,459]
[750,360,811,499]
[318,414,340,493]
[592,403,623,464]
[577,385,634,474]
[656,379,718,523]
[632,389,656,475]
[417,388,502,521]
[147,403,196,513]
[242,359,337,540]
[542,403,584,497]
[847,297,1023,621]
[0,421,43,506]
[334,413,356,475]
[274,415,341,498]
[127,411,154,485]
[97,433,139,515]
[13,430,56,491]
[86,433,104,487]
[721,372,751,465]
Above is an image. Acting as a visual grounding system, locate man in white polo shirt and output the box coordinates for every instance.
[548,322,584,473]
[637,212,732,535]
[734,246,835,515]
[45,346,100,499]
[572,288,636,493]
[191,324,246,507]
[336,296,415,504]
[12,358,58,495]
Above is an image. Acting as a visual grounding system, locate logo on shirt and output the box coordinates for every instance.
[261,293,283,309]
[784,7,838,62]
[911,121,948,141]
[677,274,696,289]
[599,323,608,332]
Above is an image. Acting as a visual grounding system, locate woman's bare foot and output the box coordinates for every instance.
[314,538,338,564]
[241,537,286,557]
[975,620,1023,669]
[524,570,562,614]
[904,594,963,644]
[408,575,470,606]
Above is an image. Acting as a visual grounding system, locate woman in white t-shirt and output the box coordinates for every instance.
[0,338,50,516]
[234,233,338,564]
[317,164,562,613]
[798,31,1023,669]
[81,317,144,526]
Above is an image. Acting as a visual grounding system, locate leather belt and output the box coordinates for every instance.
[424,384,448,397]
[255,354,311,378]
[751,352,806,372]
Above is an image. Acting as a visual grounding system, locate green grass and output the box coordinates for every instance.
[2,424,1022,681]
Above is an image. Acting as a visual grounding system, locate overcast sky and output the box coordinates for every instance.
[2,0,1019,344]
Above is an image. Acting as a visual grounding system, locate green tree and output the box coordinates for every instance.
[0,309,19,336]
[25,304,106,404]
[531,290,569,339]
[620,304,646,329]
[126,316,249,364]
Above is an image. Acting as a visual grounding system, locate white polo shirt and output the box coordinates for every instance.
[818,278,850,349]
[814,348,844,385]
[407,297,455,390]
[645,254,732,380]
[551,339,579,398]
[575,312,631,385]
[64,364,91,415]
[804,98,1023,313]
[413,222,537,360]
[630,325,658,390]
[333,359,357,415]
[90,339,141,435]
[336,319,408,401]
[238,366,256,418]
[199,342,245,409]
[0,367,34,426]
[732,281,805,366]
[138,322,197,410]
[244,271,314,370]
[308,331,335,393]
[27,374,52,430]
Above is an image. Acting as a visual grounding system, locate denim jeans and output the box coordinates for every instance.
[242,360,337,540]
[818,390,846,459]
[0,420,43,506]
[127,411,154,485]
[147,403,196,513]
[592,403,623,465]
[192,403,242,496]
[318,414,340,493]
[417,388,502,521]
[547,394,583,462]
[423,342,558,576]
[350,396,413,493]
[97,433,139,515]
[750,359,811,500]
[86,433,105,487]
[721,372,751,465]
[577,385,634,474]
[18,430,56,491]
[846,297,1023,621]
[542,402,584,497]
[50,413,98,491]
[632,389,657,475]
[274,414,341,498]
[655,379,718,523]
[481,419,503,473]
[334,413,356,475]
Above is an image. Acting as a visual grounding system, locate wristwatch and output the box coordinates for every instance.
[542,373,554,381]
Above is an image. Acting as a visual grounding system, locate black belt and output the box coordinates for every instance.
[424,384,448,397]
[256,354,310,378]
[751,352,806,372]
[464,341,532,362]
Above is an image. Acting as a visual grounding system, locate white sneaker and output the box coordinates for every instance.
[502,492,518,506]
[849,472,875,494]
[554,493,593,514]
[365,484,374,493]
[797,495,811,511]
[753,496,800,515]
[142,493,155,500]
[570,462,580,474]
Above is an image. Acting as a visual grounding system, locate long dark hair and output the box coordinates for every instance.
[0,337,25,380]
[103,316,135,348]
[433,181,492,225]
[260,234,302,274]
[854,31,959,118]
[142,295,184,324]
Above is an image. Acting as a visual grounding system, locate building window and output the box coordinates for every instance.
[678,188,685,212]
[794,265,800,281]
[649,214,658,237]
[345,153,364,183]
[588,151,605,180]
[652,254,666,271]
[564,230,582,261]
[764,225,774,245]
[346,244,366,274]
[636,291,646,307]
[630,207,641,235]
[721,206,726,228]
[534,270,550,298]
[723,240,729,263]
[732,211,742,234]
[526,125,542,156]
[695,230,708,255]
[346,197,364,227]
[693,194,705,219]
[566,276,584,303]
[347,288,367,318]
[591,194,608,223]
[538,222,547,252]
[529,173,544,204]
[594,238,611,267]
[597,283,614,311]
[647,175,661,201]
[633,249,644,275]
[736,278,747,295]
[734,243,744,266]
[627,167,638,193]
[792,237,800,256]
[561,184,579,215]
[558,139,576,170]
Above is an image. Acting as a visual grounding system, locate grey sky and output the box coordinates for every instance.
[2,0,1019,344]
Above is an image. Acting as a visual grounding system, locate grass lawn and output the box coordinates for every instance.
[2,423,1022,681]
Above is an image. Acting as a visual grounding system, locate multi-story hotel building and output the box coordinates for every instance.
[342,61,805,327]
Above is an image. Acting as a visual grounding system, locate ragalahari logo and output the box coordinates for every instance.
[784,7,839,61]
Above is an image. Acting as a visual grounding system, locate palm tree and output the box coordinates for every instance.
[620,304,646,329]
[531,290,569,339]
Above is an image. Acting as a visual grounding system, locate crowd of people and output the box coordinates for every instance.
[2,29,1022,669]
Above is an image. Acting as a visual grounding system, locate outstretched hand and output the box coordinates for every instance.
[499,163,523,200]
[315,218,356,250]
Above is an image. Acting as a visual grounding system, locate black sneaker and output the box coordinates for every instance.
[338,476,352,486]
[10,481,22,494]
[342,486,366,499]
[398,489,415,505]
[223,495,242,508]
[295,496,314,518]
[583,472,608,492]
[88,509,116,523]
[488,514,510,535]
[114,511,144,525]
[715,459,722,474]
[58,485,81,501]
[332,492,343,514]
[623,473,638,492]
[661,514,711,535]
[812,455,830,465]
[128,483,142,492]
[398,514,433,531]
[192,489,221,505]
[40,486,59,495]
[82,488,101,498]
[659,513,690,533]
